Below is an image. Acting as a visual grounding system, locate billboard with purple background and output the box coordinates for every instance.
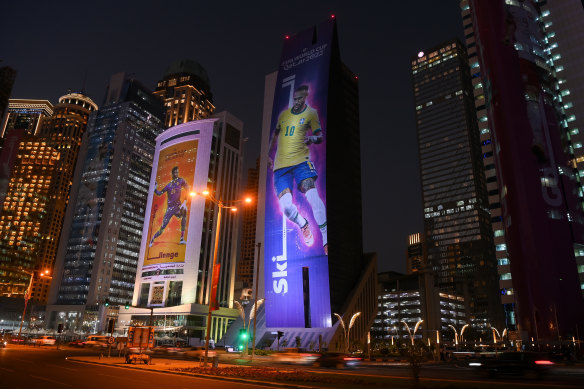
[264,19,334,328]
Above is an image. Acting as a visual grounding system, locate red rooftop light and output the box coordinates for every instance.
[331,14,335,19]
[285,35,290,39]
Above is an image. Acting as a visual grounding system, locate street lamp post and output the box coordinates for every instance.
[334,312,361,353]
[250,242,262,361]
[17,269,51,339]
[401,320,424,346]
[447,324,469,352]
[191,190,252,367]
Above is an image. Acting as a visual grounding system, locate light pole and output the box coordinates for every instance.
[191,189,252,366]
[334,312,361,353]
[448,324,458,351]
[17,269,51,339]
[401,320,423,346]
[251,242,263,361]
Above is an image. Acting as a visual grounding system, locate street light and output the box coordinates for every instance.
[401,320,424,346]
[17,269,51,339]
[191,189,252,366]
[447,324,468,352]
[334,312,361,353]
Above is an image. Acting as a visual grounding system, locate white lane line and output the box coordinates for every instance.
[30,375,72,387]
[0,367,16,372]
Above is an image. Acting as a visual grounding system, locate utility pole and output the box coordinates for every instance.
[251,242,261,361]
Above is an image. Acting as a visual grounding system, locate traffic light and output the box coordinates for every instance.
[277,331,284,340]
[104,299,110,307]
[125,301,130,309]
[238,328,247,349]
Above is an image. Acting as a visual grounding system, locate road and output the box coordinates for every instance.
[0,346,273,389]
[2,345,584,388]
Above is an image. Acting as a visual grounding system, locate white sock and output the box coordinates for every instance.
[305,188,327,246]
[279,192,306,227]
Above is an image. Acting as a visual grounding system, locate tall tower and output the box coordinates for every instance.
[46,74,164,332]
[237,158,260,292]
[122,111,244,343]
[406,233,426,274]
[1,99,54,138]
[0,92,96,304]
[153,59,215,128]
[464,0,584,341]
[412,40,503,328]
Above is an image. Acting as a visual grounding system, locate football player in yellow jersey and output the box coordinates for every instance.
[268,85,328,255]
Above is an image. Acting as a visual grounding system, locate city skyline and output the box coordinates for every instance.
[1,0,466,273]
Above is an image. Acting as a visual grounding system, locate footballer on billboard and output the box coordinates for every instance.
[264,19,334,328]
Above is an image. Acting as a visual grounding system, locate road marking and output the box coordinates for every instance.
[0,367,15,372]
[30,375,72,387]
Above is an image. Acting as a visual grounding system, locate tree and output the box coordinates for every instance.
[295,336,302,348]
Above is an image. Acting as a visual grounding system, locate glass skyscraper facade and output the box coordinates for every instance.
[412,40,503,328]
[47,74,164,331]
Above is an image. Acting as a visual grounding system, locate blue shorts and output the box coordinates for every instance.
[274,161,318,195]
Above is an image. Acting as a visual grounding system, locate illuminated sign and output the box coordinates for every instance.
[264,19,334,328]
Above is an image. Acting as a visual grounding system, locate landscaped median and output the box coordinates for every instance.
[66,355,564,389]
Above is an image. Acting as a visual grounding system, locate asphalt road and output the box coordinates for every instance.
[0,346,274,389]
[2,345,584,389]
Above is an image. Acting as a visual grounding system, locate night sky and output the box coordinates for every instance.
[2,0,464,273]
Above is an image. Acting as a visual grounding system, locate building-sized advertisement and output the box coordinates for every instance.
[264,19,334,328]
[144,140,198,267]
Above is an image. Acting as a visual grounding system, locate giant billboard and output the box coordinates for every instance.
[264,19,334,328]
[144,140,197,266]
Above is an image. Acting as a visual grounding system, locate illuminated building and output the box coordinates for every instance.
[462,0,584,341]
[371,271,465,344]
[116,112,245,343]
[222,17,377,352]
[0,92,96,304]
[412,39,503,328]
[406,233,426,274]
[153,59,215,128]
[1,99,54,138]
[237,158,260,294]
[46,73,164,332]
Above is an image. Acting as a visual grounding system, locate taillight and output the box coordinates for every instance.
[535,360,554,365]
[343,357,360,361]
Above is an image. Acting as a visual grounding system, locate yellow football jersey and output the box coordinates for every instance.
[274,105,321,170]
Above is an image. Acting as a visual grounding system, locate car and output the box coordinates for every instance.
[183,346,216,359]
[470,351,554,379]
[85,336,108,347]
[0,336,7,348]
[68,339,86,347]
[272,349,320,365]
[35,336,56,345]
[313,352,361,369]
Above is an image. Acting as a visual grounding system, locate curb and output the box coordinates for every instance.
[66,357,318,389]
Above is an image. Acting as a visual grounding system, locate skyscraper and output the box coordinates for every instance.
[412,40,503,328]
[463,0,584,341]
[119,111,244,343]
[459,0,517,331]
[46,73,164,332]
[406,233,426,274]
[0,99,54,138]
[223,17,377,352]
[0,92,97,304]
[237,158,259,292]
[153,59,215,128]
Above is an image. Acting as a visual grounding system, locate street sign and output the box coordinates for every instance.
[107,337,115,345]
